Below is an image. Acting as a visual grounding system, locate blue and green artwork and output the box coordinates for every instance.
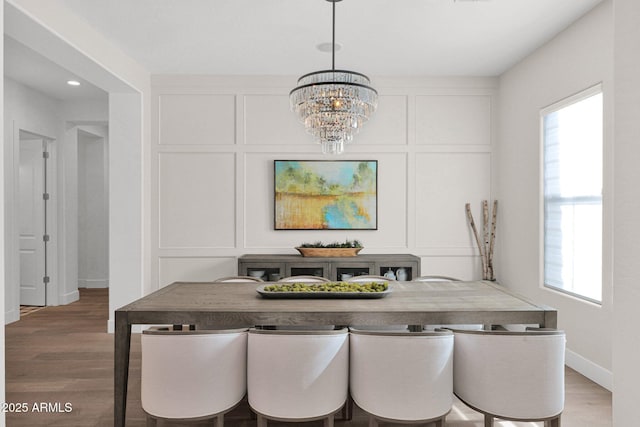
[274,160,377,230]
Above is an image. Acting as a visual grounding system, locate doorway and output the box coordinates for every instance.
[77,127,109,290]
[18,130,53,306]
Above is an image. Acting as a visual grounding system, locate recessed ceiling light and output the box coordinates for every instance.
[316,42,342,53]
[67,80,81,86]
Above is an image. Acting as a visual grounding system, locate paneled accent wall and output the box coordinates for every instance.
[151,76,497,289]
[158,152,236,248]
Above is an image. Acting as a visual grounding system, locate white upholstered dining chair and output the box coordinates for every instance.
[247,328,349,426]
[345,275,392,282]
[413,275,461,282]
[278,275,330,282]
[141,326,248,426]
[452,328,566,427]
[349,328,454,427]
[214,275,264,282]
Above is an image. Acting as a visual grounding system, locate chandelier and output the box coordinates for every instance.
[289,0,378,155]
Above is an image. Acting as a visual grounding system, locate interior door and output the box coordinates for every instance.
[19,136,47,306]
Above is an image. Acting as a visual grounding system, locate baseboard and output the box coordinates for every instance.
[60,290,80,305]
[78,279,109,289]
[5,308,20,325]
[566,348,612,391]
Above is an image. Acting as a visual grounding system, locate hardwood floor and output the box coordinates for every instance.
[5,289,612,426]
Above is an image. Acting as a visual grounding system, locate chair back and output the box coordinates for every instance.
[141,327,248,420]
[214,275,263,282]
[278,275,330,283]
[453,329,566,420]
[345,275,392,282]
[349,328,453,422]
[247,328,349,420]
[413,275,460,282]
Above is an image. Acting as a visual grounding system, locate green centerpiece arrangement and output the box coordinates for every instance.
[263,281,387,293]
[296,239,363,257]
[256,280,391,299]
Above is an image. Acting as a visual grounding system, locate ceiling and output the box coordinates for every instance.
[4,0,603,100]
[4,36,107,102]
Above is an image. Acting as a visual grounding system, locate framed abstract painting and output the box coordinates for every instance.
[274,160,378,230]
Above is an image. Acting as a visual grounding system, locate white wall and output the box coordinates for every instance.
[496,1,613,389]
[612,0,640,424]
[63,99,109,123]
[108,93,145,324]
[150,75,496,289]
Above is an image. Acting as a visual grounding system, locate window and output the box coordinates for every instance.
[542,85,603,303]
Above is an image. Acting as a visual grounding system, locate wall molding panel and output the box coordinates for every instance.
[158,256,237,288]
[159,93,236,145]
[157,151,236,249]
[415,94,492,146]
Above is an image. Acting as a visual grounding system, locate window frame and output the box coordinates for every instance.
[539,83,604,305]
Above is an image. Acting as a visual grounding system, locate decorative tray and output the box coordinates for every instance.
[256,282,391,299]
[295,247,362,257]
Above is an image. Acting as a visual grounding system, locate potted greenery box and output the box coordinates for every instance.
[295,240,363,257]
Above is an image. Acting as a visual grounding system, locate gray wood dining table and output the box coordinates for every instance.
[114,279,557,426]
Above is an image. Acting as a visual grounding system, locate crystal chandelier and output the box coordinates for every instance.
[289,0,378,155]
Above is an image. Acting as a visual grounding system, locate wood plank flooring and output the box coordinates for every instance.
[5,289,612,426]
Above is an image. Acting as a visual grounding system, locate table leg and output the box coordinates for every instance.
[341,394,353,420]
[544,311,558,329]
[114,311,131,427]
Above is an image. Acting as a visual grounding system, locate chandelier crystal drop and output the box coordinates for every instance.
[289,0,377,155]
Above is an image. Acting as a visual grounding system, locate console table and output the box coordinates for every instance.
[238,253,421,281]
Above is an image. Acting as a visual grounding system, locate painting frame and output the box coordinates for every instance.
[274,160,378,230]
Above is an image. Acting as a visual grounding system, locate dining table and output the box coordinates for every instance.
[114,279,557,426]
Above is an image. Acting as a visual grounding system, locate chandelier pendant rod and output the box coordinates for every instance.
[331,0,336,71]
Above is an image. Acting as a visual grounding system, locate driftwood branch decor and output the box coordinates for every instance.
[465,200,498,280]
